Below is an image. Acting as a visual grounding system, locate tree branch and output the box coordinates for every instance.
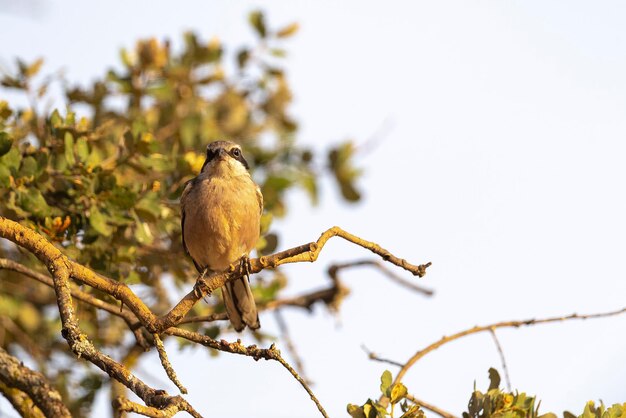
[405,393,458,418]
[391,306,626,390]
[0,258,150,349]
[153,333,188,394]
[160,226,431,332]
[0,216,200,416]
[0,217,430,417]
[0,381,46,418]
[165,327,329,418]
[328,259,434,296]
[0,347,71,418]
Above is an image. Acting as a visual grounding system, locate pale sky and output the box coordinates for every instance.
[2,1,626,417]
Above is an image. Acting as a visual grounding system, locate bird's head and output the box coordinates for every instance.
[200,140,250,177]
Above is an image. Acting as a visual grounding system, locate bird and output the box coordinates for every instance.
[180,140,262,331]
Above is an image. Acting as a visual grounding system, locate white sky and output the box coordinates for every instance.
[2,1,626,417]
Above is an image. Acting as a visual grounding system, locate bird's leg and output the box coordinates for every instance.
[193,266,211,300]
[240,255,251,282]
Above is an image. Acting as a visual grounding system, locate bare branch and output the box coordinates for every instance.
[165,327,329,418]
[405,393,458,418]
[361,345,404,368]
[0,381,46,418]
[489,329,511,391]
[153,333,188,394]
[391,306,626,390]
[112,396,202,418]
[0,216,200,416]
[274,309,309,383]
[0,217,429,417]
[329,259,434,296]
[0,347,71,417]
[163,226,431,332]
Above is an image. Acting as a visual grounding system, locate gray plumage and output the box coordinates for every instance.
[180,141,262,331]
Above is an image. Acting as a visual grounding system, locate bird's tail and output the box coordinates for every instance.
[222,276,260,332]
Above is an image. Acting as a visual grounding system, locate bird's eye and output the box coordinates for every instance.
[232,148,241,157]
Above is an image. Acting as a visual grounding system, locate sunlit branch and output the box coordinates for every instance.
[0,347,71,417]
[390,306,626,390]
[165,327,329,418]
[328,259,434,296]
[0,216,200,417]
[153,333,188,394]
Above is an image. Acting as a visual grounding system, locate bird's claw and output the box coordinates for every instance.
[240,256,251,281]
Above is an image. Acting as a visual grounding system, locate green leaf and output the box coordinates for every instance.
[64,131,76,167]
[487,368,501,391]
[50,109,62,128]
[135,192,161,221]
[0,132,12,156]
[248,10,267,38]
[17,188,53,218]
[19,156,38,178]
[237,49,250,69]
[269,48,286,58]
[0,164,10,187]
[1,146,21,172]
[390,383,407,404]
[348,404,367,418]
[89,206,113,236]
[276,22,299,38]
[125,271,141,285]
[180,115,200,147]
[380,370,392,397]
[25,58,44,77]
[75,137,90,162]
[132,210,154,245]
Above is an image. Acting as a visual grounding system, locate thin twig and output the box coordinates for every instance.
[361,345,404,368]
[177,312,228,325]
[165,327,329,418]
[112,396,201,418]
[489,328,511,391]
[405,393,458,418]
[390,306,626,391]
[153,333,188,394]
[330,259,434,296]
[274,309,310,384]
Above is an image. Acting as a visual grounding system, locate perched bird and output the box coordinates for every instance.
[180,140,262,331]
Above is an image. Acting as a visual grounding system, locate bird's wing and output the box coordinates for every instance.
[255,184,264,215]
[180,179,202,272]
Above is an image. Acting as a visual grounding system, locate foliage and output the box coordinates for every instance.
[347,370,422,418]
[0,11,361,416]
[348,368,626,418]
